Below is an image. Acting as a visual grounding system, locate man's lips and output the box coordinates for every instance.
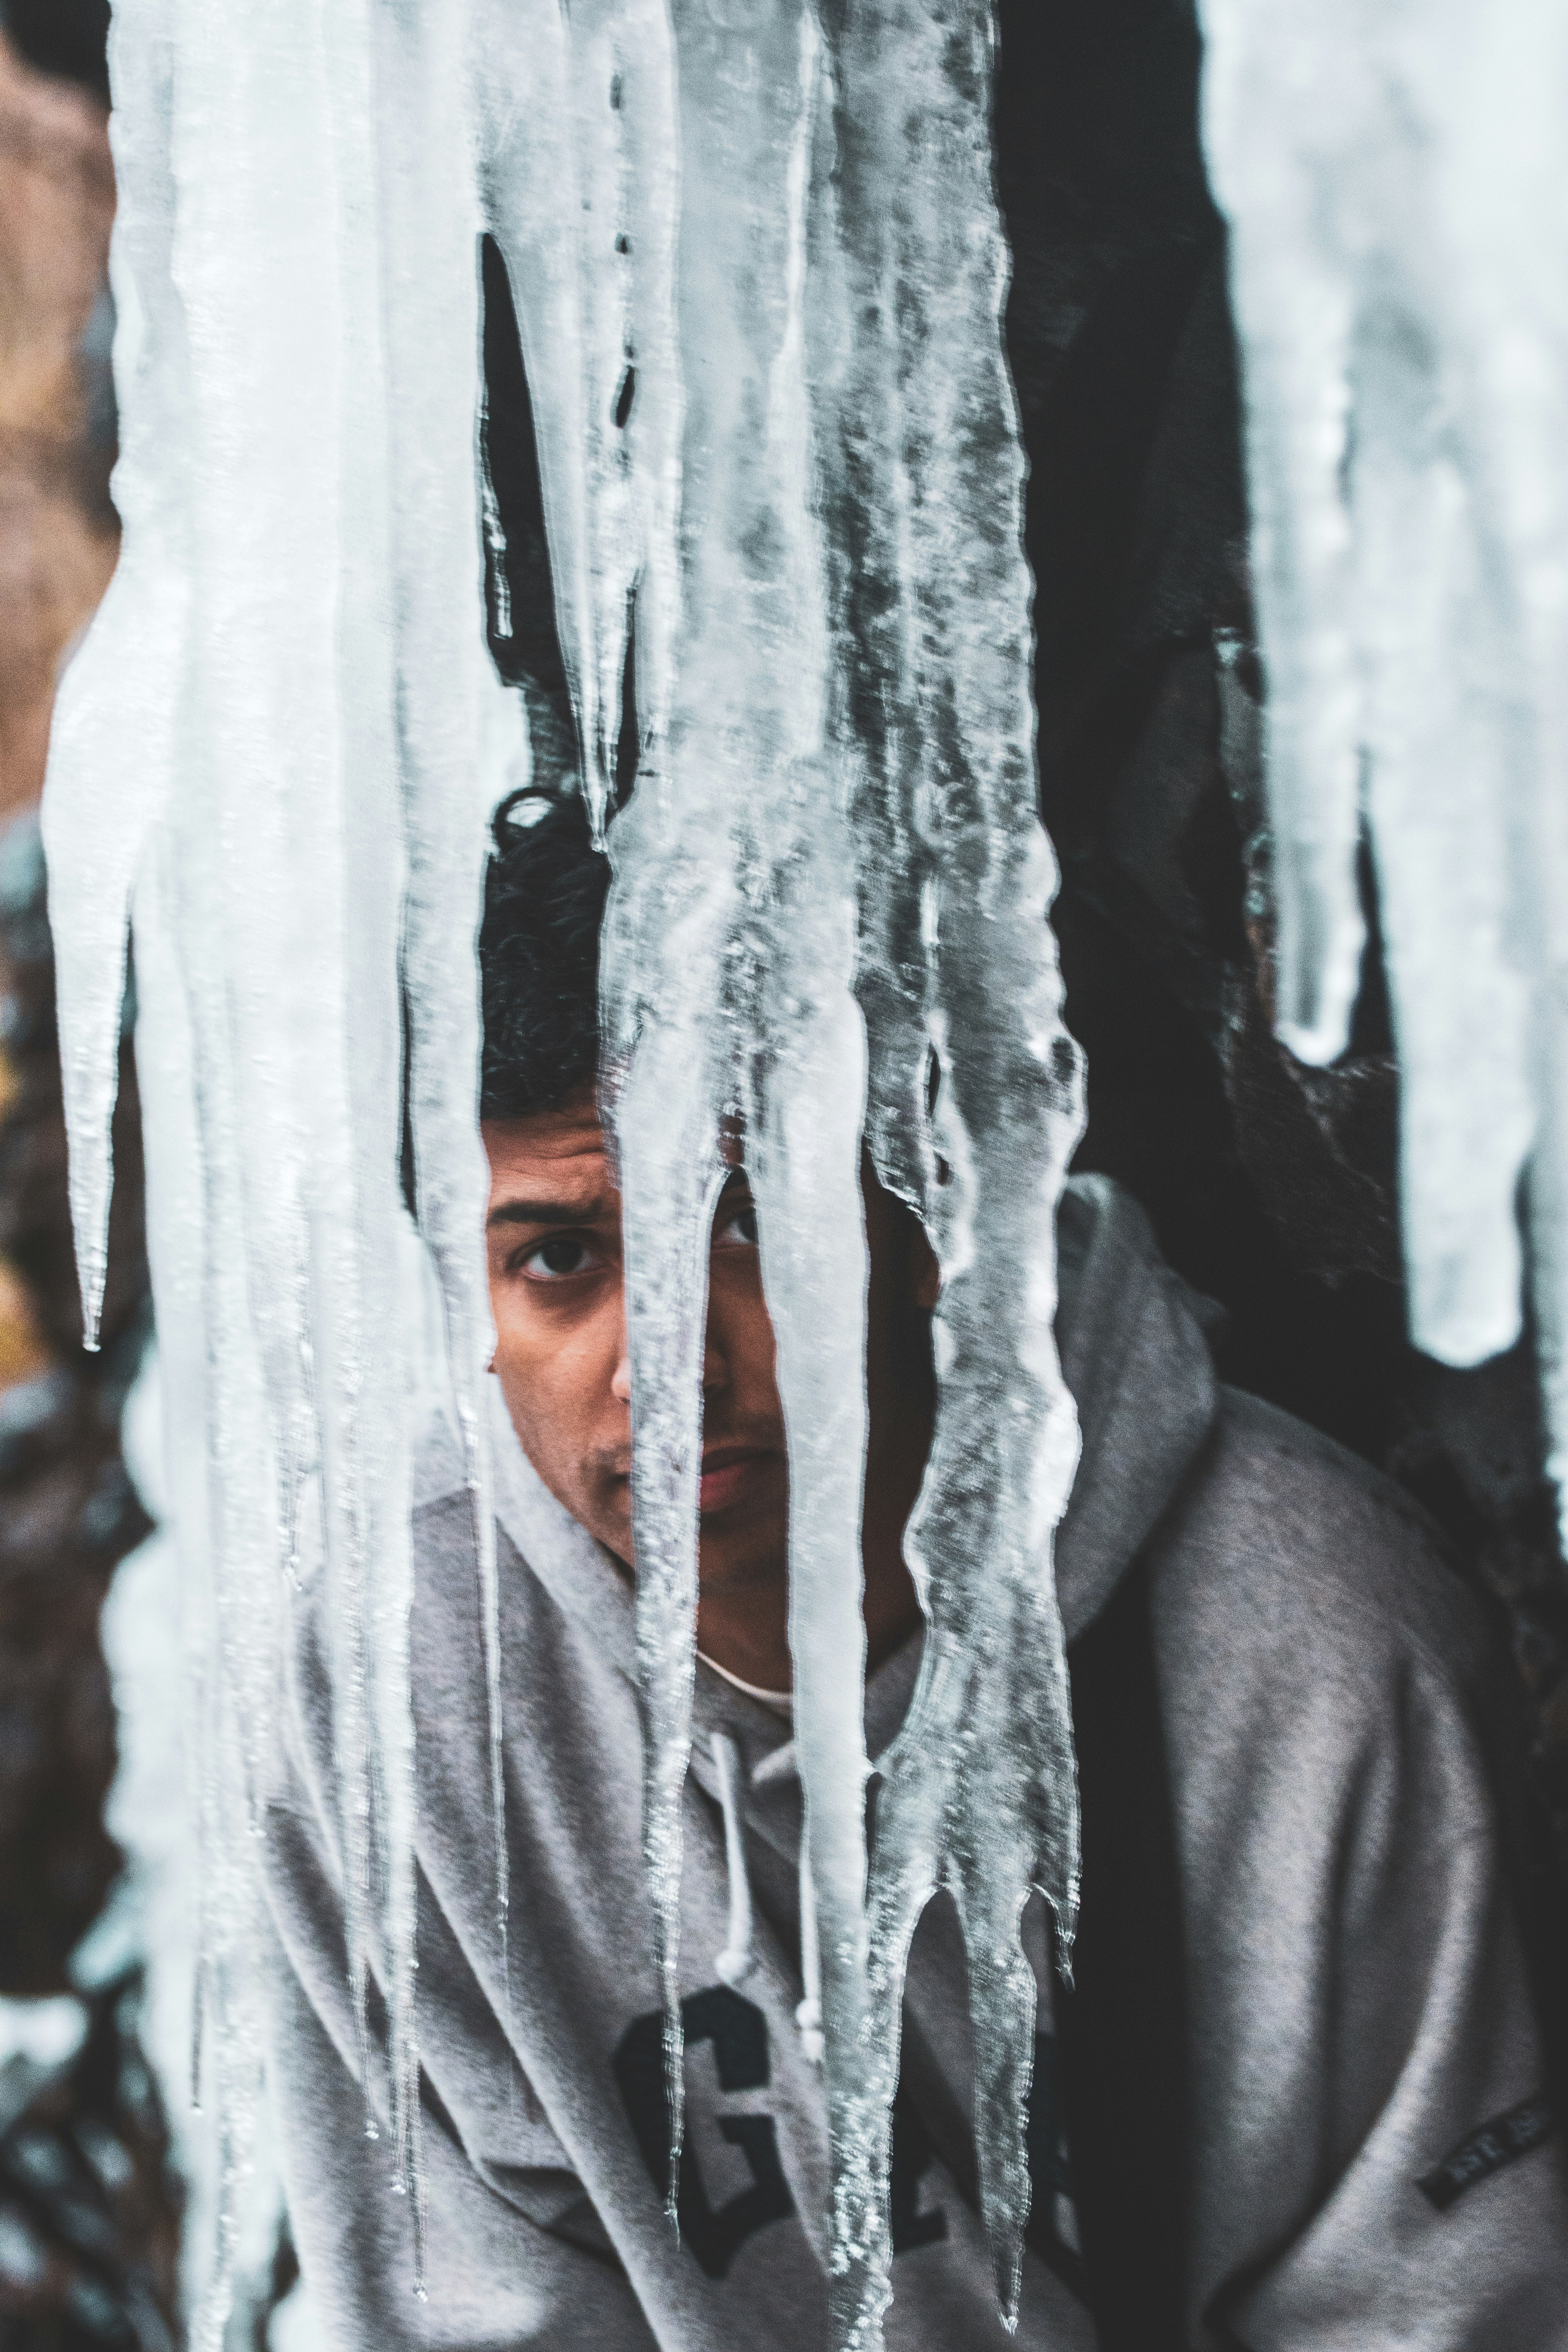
[597,1444,783,1515]
[698,1446,779,1515]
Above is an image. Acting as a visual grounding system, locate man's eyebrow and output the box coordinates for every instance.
[487,1172,746,1233]
[486,1198,610,1232]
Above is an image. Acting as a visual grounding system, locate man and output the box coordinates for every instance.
[263,791,1568,2350]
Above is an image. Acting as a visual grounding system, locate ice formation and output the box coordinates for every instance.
[45,4,506,2338]
[43,4,1083,2347]
[74,1343,324,2349]
[1197,3,1568,1499]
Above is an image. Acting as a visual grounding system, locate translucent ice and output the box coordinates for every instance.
[47,0,505,2335]
[1196,0,1568,1461]
[589,8,1083,2335]
[45,5,1083,2348]
[78,1344,294,2343]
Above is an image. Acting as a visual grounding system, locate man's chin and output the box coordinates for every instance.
[695,1533,789,1597]
[567,1472,786,1592]
[572,1511,785,1595]
[562,1486,634,1573]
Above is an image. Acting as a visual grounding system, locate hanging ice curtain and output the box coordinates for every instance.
[42,4,1085,2348]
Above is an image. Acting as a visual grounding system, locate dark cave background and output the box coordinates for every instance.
[995,0,1568,2094]
[476,0,1568,2132]
[0,0,1564,2341]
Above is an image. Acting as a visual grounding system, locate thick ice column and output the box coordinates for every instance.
[42,0,189,1352]
[161,4,395,2226]
[473,0,683,834]
[46,0,499,2330]
[372,0,507,2109]
[808,6,1085,2331]
[1196,2,1568,1428]
[485,1,1084,2339]
[594,0,883,2249]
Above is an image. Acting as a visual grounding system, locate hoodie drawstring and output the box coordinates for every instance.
[709,1731,824,2065]
[795,1831,824,2065]
[710,1734,754,1987]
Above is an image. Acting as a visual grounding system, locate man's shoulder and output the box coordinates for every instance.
[1151,1384,1493,1709]
[410,1480,543,1624]
[408,1421,543,1657]
[413,1479,479,1548]
[408,1420,634,1702]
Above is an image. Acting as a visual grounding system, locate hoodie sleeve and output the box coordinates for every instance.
[1157,1394,1568,2352]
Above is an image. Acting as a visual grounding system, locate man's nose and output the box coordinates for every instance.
[610,1319,728,1405]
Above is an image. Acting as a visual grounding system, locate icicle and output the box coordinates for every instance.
[373,1,510,2206]
[592,0,888,2289]
[812,8,1085,2333]
[588,3,1084,2340]
[41,0,190,1352]
[1195,0,1564,1384]
[472,0,682,837]
[45,0,502,2325]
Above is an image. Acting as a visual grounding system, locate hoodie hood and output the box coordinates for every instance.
[1052,1174,1217,1640]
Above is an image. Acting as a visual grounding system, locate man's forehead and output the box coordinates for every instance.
[481,1091,752,1217]
[483,1098,613,1205]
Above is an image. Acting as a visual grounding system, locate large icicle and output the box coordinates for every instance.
[817,8,1085,2332]
[42,0,189,1352]
[44,0,503,2336]
[472,0,683,837]
[1195,2,1564,1413]
[584,3,1085,2341]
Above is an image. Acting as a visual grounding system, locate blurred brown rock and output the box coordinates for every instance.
[0,27,117,823]
[0,27,177,2347]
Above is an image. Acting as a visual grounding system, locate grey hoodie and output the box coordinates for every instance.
[261,1176,1568,2349]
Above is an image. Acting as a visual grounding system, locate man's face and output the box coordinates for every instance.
[484,1086,790,1592]
[483,1084,935,1687]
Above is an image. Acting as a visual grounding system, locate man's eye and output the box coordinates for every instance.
[520,1234,596,1281]
[714,1201,759,1249]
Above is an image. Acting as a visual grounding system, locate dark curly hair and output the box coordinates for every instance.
[479,789,609,1120]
